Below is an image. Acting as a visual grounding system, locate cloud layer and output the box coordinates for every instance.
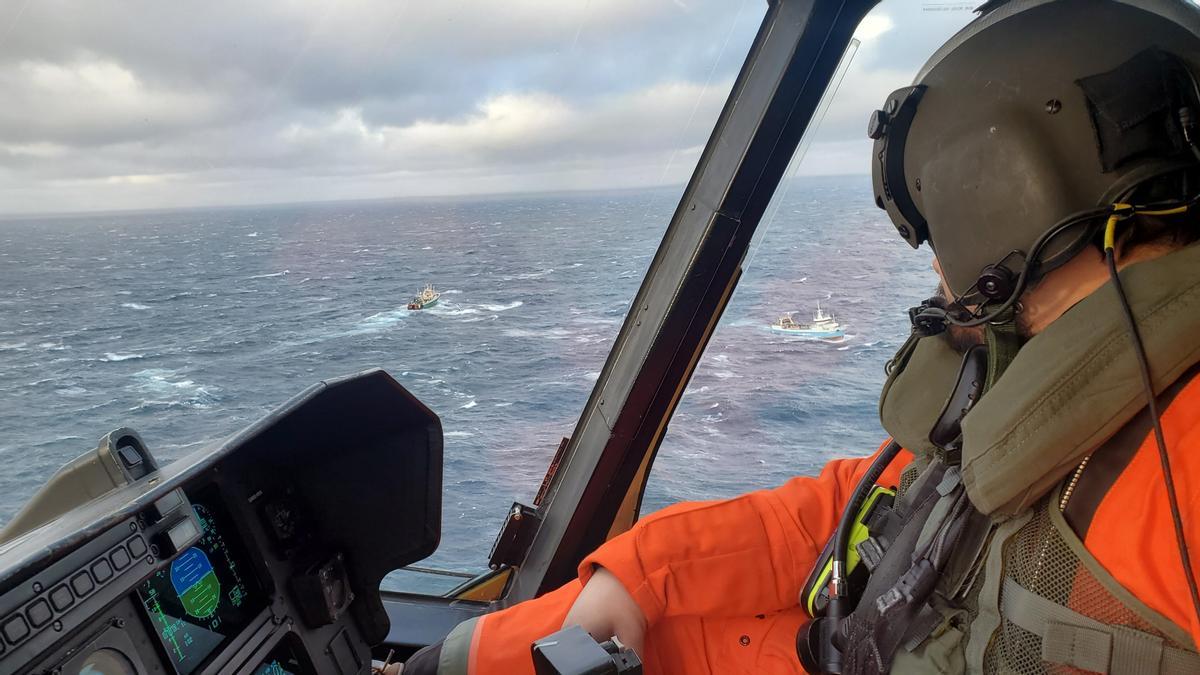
[0,0,974,214]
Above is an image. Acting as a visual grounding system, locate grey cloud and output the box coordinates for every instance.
[0,0,977,214]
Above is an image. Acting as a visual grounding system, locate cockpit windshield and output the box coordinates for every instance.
[642,1,976,513]
[0,0,973,596]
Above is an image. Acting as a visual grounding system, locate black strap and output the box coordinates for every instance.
[842,463,980,675]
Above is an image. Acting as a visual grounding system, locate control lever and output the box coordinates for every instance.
[532,625,643,675]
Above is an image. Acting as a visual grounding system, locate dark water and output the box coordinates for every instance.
[0,175,934,589]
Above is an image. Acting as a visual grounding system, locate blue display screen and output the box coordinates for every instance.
[138,487,266,675]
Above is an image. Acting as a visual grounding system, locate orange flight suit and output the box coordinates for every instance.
[459,374,1200,674]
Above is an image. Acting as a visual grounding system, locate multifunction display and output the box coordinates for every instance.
[252,637,315,675]
[138,487,267,675]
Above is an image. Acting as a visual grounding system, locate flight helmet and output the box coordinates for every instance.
[869,0,1200,315]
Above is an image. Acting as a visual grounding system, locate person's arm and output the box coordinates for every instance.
[408,443,910,674]
[576,444,911,627]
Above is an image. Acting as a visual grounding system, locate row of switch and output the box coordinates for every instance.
[0,534,148,655]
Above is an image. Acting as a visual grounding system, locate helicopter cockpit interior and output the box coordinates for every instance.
[0,370,442,675]
[0,1,883,673]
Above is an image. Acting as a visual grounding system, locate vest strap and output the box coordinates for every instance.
[436,616,478,675]
[1000,577,1200,673]
[982,310,1020,391]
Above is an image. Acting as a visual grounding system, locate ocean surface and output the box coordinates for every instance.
[0,175,936,591]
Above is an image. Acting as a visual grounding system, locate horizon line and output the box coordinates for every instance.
[0,172,870,222]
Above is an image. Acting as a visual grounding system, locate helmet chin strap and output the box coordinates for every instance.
[982,306,1022,391]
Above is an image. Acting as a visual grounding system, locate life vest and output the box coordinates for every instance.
[840,243,1200,673]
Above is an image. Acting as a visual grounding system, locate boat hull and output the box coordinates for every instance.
[770,326,845,339]
[408,296,440,310]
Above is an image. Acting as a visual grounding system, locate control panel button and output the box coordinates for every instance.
[69,572,94,597]
[157,516,201,557]
[110,547,132,571]
[49,584,74,612]
[146,489,185,523]
[26,599,51,628]
[90,559,113,584]
[127,535,148,559]
[1,614,29,644]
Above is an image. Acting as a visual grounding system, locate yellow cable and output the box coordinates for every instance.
[1104,214,1120,252]
[1103,201,1191,252]
[1139,205,1190,216]
[1104,203,1132,252]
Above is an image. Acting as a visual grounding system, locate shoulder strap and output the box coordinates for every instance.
[1001,577,1200,674]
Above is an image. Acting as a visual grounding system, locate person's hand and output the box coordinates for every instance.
[562,566,647,656]
[372,661,402,675]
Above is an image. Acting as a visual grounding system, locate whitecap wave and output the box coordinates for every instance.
[432,306,481,316]
[515,269,554,280]
[480,301,523,312]
[130,368,220,409]
[247,270,289,280]
[427,300,523,317]
[102,352,144,362]
[502,327,569,339]
[444,431,474,438]
[121,302,150,310]
[571,316,619,326]
[322,308,411,338]
[460,399,478,409]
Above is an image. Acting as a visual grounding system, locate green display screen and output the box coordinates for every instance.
[252,637,314,675]
[138,488,266,675]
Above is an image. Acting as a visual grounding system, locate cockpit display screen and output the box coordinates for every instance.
[252,636,315,675]
[138,487,267,675]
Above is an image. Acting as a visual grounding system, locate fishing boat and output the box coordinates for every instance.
[407,284,441,310]
[770,303,845,340]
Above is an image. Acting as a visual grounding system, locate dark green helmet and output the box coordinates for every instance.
[870,0,1200,300]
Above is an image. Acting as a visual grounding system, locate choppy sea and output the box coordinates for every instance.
[0,175,935,589]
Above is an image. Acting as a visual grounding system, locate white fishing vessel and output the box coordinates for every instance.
[770,303,845,340]
[407,284,441,310]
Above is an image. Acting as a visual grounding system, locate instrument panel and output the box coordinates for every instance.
[137,488,269,675]
[0,369,442,675]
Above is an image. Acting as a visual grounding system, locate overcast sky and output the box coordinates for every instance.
[0,0,974,215]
